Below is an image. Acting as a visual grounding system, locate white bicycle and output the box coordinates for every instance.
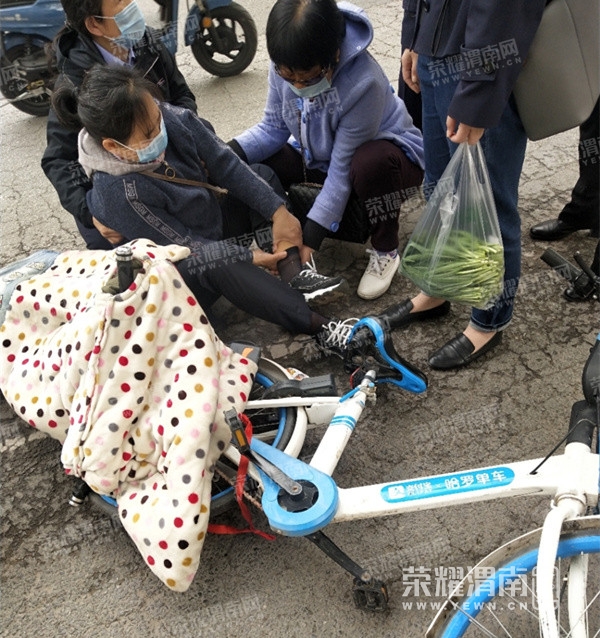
[209,315,599,637]
[76,307,599,636]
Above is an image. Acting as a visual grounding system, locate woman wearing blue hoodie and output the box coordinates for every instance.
[230,0,425,301]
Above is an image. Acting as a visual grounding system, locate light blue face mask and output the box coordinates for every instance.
[116,116,168,163]
[288,75,332,99]
[108,1,146,48]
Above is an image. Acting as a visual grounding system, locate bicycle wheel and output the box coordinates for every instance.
[89,358,301,520]
[427,516,600,637]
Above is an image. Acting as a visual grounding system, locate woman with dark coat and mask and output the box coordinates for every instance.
[50,63,360,349]
[42,0,198,250]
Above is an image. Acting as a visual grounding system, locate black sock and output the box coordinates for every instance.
[309,311,329,334]
[277,246,302,284]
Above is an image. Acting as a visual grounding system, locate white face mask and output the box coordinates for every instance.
[288,75,332,99]
[98,0,146,49]
[113,116,168,163]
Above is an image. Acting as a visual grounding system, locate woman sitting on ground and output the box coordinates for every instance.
[51,64,353,348]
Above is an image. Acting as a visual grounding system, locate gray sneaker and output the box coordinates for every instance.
[289,257,348,303]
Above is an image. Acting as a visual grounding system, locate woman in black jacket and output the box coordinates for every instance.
[42,0,198,250]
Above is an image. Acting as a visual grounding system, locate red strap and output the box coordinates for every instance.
[208,413,276,541]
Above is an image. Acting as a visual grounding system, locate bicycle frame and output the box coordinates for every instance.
[235,350,599,636]
[241,377,599,535]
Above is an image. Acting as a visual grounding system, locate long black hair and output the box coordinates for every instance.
[266,0,346,71]
[51,64,159,144]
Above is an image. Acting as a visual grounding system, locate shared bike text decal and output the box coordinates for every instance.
[381,467,515,503]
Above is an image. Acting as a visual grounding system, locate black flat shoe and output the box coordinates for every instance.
[428,332,503,370]
[530,219,597,241]
[376,298,451,330]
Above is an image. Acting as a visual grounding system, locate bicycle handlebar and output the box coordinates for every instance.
[566,401,597,448]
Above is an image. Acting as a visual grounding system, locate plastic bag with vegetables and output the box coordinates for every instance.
[399,142,504,309]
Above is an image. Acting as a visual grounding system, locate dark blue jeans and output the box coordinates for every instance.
[418,55,528,332]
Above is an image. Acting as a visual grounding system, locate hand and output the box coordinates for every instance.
[251,248,287,275]
[92,217,125,244]
[271,206,303,252]
[446,117,485,145]
[401,50,420,94]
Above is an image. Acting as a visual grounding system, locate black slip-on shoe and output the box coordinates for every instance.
[428,332,503,370]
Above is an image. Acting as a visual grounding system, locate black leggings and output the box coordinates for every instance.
[178,163,320,335]
[176,257,316,334]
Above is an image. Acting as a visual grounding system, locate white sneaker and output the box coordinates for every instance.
[357,250,400,300]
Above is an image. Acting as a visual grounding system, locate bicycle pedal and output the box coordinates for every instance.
[224,409,250,455]
[352,577,389,612]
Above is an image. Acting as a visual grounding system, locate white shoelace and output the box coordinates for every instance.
[364,249,396,277]
[300,255,318,275]
[321,318,359,348]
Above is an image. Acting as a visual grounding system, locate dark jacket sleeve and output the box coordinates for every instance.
[41,106,95,228]
[87,174,253,265]
[178,111,285,220]
[448,0,546,129]
[401,0,419,50]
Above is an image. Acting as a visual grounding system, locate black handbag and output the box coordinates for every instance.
[287,181,371,244]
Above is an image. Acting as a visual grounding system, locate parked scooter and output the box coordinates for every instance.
[156,0,257,78]
[0,0,257,117]
[0,0,62,116]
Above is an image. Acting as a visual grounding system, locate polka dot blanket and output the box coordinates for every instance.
[0,239,257,591]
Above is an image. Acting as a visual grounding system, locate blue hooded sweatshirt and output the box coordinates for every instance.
[234,2,424,236]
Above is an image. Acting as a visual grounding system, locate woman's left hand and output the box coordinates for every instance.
[271,206,303,252]
[446,117,485,145]
[251,248,288,275]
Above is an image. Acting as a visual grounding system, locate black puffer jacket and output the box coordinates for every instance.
[41,28,197,229]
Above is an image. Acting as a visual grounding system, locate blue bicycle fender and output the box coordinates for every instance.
[348,317,427,394]
[251,439,338,537]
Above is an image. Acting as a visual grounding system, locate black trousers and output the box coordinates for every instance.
[558,98,600,233]
[176,257,314,334]
[178,163,317,334]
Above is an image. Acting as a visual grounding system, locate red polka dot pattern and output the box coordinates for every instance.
[0,240,257,592]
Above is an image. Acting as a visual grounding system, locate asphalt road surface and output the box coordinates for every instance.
[1,1,598,637]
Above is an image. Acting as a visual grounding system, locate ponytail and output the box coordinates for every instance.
[51,64,160,144]
[51,78,83,131]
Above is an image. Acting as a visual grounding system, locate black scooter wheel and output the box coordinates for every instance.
[190,3,257,77]
[1,43,54,117]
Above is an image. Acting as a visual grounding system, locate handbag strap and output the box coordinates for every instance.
[142,163,228,195]
[297,109,309,183]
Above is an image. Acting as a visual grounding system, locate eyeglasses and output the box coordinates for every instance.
[274,65,330,87]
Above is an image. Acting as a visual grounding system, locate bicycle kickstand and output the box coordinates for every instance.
[305,530,389,612]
